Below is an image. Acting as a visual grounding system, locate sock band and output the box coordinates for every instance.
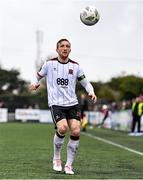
[70,135,80,141]
[56,131,65,138]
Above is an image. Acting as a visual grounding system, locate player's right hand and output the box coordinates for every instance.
[29,84,40,91]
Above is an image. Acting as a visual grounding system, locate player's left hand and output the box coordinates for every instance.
[88,93,97,103]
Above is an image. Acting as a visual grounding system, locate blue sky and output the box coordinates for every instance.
[0,0,142,82]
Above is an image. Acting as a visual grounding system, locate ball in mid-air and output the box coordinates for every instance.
[80,5,100,26]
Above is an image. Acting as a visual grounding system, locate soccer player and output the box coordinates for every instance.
[29,39,97,175]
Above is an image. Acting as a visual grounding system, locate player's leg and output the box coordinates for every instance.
[131,117,136,133]
[54,119,68,159]
[137,116,141,133]
[64,119,81,174]
[129,116,136,136]
[50,106,69,171]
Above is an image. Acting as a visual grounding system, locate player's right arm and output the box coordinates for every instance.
[29,74,41,90]
[29,61,48,91]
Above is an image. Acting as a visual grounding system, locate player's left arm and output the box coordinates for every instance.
[79,77,97,103]
[77,65,97,103]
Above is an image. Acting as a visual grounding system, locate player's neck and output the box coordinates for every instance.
[58,56,69,63]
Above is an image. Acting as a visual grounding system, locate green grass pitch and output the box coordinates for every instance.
[0,123,143,179]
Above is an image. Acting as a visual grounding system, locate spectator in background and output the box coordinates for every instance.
[110,102,117,112]
[95,104,109,128]
[81,112,88,132]
[129,96,143,136]
[100,104,109,127]
[79,94,88,132]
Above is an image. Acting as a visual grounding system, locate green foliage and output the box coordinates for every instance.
[107,75,143,100]
[98,85,120,101]
[67,75,143,103]
[0,68,28,95]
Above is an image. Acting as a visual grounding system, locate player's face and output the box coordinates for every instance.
[56,41,71,60]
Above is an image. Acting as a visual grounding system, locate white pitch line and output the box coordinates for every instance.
[81,132,143,156]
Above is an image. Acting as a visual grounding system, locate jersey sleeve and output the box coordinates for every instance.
[37,61,48,77]
[31,61,48,85]
[77,66,86,81]
[77,65,95,95]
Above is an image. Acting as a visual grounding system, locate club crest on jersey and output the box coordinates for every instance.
[69,69,73,75]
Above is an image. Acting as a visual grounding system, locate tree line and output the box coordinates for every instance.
[0,67,143,111]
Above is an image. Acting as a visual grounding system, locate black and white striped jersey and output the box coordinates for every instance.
[33,57,94,107]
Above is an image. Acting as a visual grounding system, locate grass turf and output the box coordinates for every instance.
[0,123,143,179]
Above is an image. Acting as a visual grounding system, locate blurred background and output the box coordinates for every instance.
[0,0,143,132]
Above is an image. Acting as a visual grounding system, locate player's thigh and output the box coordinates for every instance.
[68,119,81,136]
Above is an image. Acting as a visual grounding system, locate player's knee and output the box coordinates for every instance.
[58,124,68,135]
[71,127,80,137]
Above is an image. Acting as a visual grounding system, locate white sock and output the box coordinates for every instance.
[65,139,79,167]
[53,132,65,160]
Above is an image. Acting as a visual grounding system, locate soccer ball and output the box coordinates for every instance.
[80,5,100,26]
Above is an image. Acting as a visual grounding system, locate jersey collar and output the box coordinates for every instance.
[57,57,69,64]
